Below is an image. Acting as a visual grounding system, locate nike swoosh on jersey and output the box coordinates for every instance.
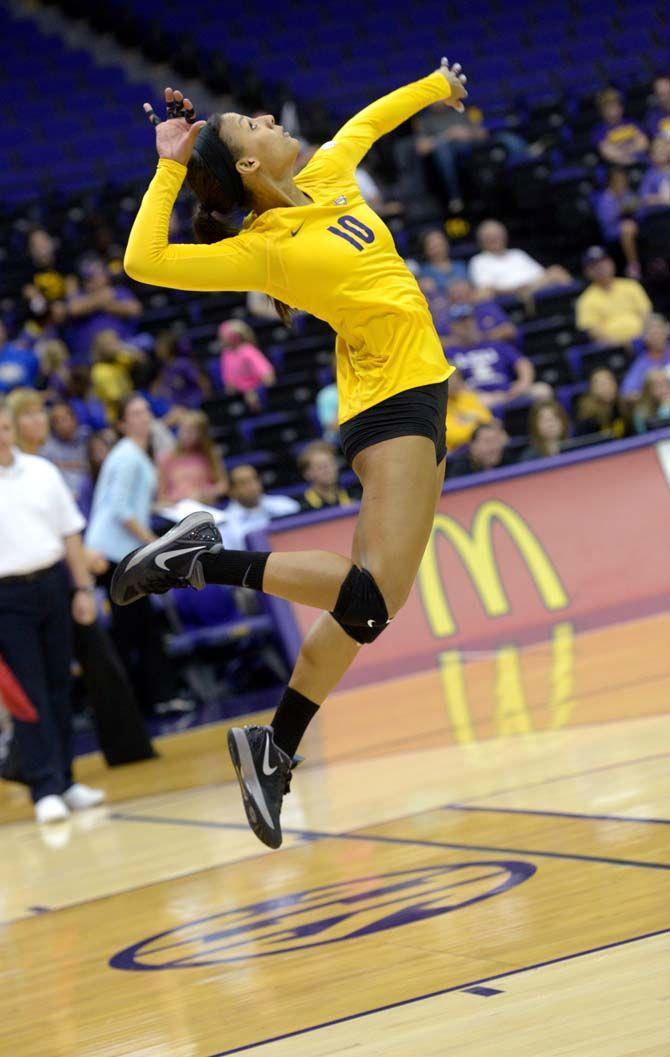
[290,222,305,237]
[154,544,207,572]
[263,735,277,775]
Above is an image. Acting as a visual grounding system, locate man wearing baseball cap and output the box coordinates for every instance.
[575,246,652,346]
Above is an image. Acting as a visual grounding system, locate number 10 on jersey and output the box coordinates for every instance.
[327,215,375,251]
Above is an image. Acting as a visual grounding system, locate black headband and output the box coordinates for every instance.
[192,120,245,206]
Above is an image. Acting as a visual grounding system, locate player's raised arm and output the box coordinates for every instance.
[327,58,468,170]
[123,89,267,293]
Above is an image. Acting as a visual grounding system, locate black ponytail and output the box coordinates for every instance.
[186,115,292,326]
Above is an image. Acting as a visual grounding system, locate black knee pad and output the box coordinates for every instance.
[331,565,390,644]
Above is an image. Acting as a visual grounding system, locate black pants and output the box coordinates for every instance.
[73,620,156,766]
[100,564,178,711]
[0,563,73,802]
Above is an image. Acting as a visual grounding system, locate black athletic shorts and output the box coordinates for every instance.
[340,379,449,467]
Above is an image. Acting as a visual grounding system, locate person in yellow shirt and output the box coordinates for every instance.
[113,62,467,849]
[576,247,652,346]
[90,329,140,420]
[445,368,493,450]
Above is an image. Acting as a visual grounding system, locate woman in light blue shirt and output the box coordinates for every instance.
[86,394,179,711]
[86,395,157,561]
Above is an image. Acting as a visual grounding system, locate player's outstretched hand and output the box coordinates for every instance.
[438,58,468,112]
[143,87,207,166]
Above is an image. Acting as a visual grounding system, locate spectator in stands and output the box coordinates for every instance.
[19,227,74,339]
[413,101,478,210]
[41,400,90,500]
[66,365,109,431]
[594,88,649,167]
[150,329,210,416]
[316,360,339,445]
[469,220,571,299]
[297,441,353,512]
[447,304,550,407]
[576,367,628,438]
[36,338,70,400]
[0,320,39,394]
[645,75,670,141]
[412,102,529,212]
[633,369,670,432]
[90,329,141,420]
[638,136,670,209]
[0,399,104,823]
[446,420,513,478]
[218,320,275,412]
[521,400,570,461]
[442,279,520,347]
[65,257,142,366]
[78,428,117,519]
[85,393,184,714]
[576,246,652,346]
[620,315,670,401]
[594,168,641,278]
[6,388,48,454]
[445,368,493,450]
[158,410,228,505]
[417,229,468,294]
[224,464,300,549]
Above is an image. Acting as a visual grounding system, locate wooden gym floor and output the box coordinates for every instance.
[1,611,668,1056]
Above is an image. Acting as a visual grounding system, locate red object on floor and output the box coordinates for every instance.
[0,656,38,721]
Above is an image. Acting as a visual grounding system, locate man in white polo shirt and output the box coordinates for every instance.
[0,400,105,823]
[469,219,572,298]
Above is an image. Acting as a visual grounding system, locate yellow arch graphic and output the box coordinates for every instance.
[419,500,569,638]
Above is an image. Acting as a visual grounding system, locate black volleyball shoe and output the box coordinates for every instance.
[227,725,300,849]
[110,510,222,606]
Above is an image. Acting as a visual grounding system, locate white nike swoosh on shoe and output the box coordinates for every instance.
[154,544,207,572]
[263,734,277,776]
[124,511,215,571]
[241,563,253,588]
[233,730,275,830]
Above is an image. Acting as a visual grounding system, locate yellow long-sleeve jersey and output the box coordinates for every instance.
[124,71,455,423]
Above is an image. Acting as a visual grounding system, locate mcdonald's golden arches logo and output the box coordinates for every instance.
[418,500,569,638]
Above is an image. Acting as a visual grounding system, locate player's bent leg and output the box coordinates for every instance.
[231,435,441,851]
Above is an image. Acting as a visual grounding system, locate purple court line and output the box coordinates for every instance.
[111,812,670,871]
[0,820,317,929]
[446,804,670,826]
[204,927,670,1057]
[6,775,666,929]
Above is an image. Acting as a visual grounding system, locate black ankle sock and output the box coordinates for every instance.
[271,686,320,760]
[201,548,269,590]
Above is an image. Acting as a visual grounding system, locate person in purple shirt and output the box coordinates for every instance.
[620,315,670,401]
[441,279,520,347]
[646,75,670,140]
[593,89,649,166]
[65,257,142,365]
[149,330,211,414]
[447,304,550,407]
[593,167,642,278]
[638,136,670,208]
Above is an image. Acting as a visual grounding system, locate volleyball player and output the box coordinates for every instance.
[111,59,468,847]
